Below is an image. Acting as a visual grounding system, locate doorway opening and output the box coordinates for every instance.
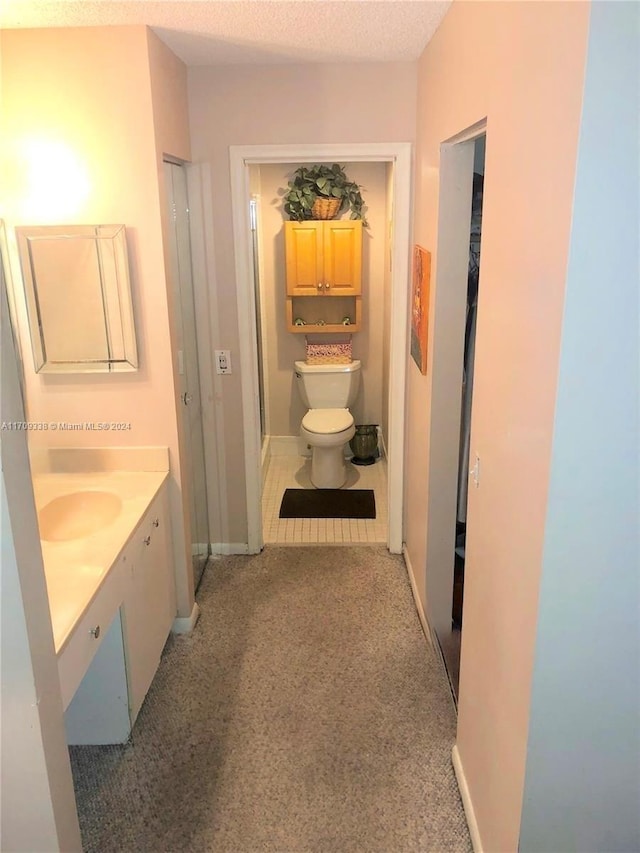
[422,122,487,703]
[230,144,412,555]
[247,160,393,546]
[446,135,486,698]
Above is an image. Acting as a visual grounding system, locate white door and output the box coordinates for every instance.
[164,161,210,591]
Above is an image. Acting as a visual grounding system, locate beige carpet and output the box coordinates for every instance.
[70,546,472,852]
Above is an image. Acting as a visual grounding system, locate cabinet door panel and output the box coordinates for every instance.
[285,222,323,295]
[64,609,130,745]
[323,221,362,295]
[57,557,126,711]
[123,490,174,722]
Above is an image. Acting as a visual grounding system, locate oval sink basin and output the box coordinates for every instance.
[38,491,122,542]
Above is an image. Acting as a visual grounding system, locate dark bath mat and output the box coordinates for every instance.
[279,488,376,519]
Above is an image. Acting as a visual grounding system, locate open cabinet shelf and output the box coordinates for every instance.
[286,296,362,334]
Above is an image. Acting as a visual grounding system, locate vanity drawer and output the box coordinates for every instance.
[58,560,125,711]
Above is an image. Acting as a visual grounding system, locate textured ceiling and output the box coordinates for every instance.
[0,0,452,66]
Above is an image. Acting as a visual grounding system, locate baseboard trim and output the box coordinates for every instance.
[402,545,433,648]
[452,745,483,853]
[210,542,251,555]
[269,435,301,456]
[172,602,200,634]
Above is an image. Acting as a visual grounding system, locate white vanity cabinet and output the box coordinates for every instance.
[121,488,176,722]
[58,558,127,713]
[62,482,175,744]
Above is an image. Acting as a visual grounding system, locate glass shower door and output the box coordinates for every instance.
[164,161,210,591]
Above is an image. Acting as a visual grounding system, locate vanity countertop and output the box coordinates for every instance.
[32,471,169,655]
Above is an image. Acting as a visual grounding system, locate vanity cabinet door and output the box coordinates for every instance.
[64,608,130,745]
[58,557,126,712]
[122,488,175,723]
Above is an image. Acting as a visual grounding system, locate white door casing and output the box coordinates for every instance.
[229,143,412,554]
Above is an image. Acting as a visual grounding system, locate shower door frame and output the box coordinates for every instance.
[164,160,211,591]
[230,143,412,554]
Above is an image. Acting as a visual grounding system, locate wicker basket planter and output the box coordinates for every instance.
[283,165,366,224]
[311,197,341,220]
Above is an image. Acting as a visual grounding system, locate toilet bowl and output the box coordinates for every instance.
[294,360,361,489]
[301,408,356,489]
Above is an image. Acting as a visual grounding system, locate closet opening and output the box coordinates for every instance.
[444,133,486,699]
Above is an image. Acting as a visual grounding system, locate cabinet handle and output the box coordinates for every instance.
[324,282,330,290]
[317,282,323,290]
[152,518,159,528]
[90,625,101,639]
[143,535,151,546]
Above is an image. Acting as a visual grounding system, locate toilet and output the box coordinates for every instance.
[295,359,361,489]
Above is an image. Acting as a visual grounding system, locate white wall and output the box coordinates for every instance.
[2,28,185,456]
[1,277,81,851]
[409,3,591,849]
[519,3,640,849]
[1,26,195,616]
[188,61,417,542]
[256,161,388,438]
[0,26,196,849]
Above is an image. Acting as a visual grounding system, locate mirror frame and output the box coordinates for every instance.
[15,224,138,374]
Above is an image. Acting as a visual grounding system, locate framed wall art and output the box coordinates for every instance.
[410,244,431,375]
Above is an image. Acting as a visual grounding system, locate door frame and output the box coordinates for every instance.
[425,119,487,645]
[229,143,412,554]
[249,193,271,440]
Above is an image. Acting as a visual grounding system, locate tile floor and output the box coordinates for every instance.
[262,453,388,544]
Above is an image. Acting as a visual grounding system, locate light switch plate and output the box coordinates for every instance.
[215,349,232,374]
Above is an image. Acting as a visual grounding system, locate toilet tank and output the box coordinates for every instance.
[294,360,361,409]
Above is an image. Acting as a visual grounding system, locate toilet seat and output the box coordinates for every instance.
[302,408,353,435]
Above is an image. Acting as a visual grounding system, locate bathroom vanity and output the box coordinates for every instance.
[33,464,175,744]
[284,220,362,332]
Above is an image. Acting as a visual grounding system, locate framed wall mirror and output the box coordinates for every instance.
[15,224,138,374]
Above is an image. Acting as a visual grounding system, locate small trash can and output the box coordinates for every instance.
[349,424,378,466]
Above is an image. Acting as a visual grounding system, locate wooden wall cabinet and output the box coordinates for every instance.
[285,220,363,333]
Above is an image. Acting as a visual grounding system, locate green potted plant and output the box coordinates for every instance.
[282,164,367,225]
